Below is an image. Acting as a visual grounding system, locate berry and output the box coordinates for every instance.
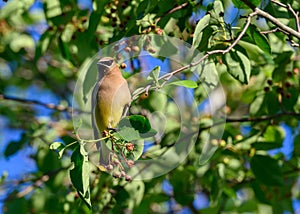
[267,79,273,85]
[285,92,291,99]
[81,16,88,23]
[125,175,132,181]
[113,45,119,51]
[285,81,291,88]
[106,164,113,171]
[120,171,126,177]
[124,46,131,52]
[132,46,140,53]
[147,47,156,54]
[264,86,270,92]
[113,171,121,178]
[120,63,127,69]
[102,130,109,137]
[287,71,293,77]
[127,160,134,167]
[113,159,120,165]
[276,87,284,94]
[111,7,117,13]
[155,28,163,35]
[58,25,64,32]
[112,16,118,22]
[126,143,134,151]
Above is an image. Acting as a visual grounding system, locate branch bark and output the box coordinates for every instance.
[200,111,300,131]
[0,94,72,113]
[255,8,300,39]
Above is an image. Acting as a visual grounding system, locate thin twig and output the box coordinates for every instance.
[261,27,289,35]
[255,7,300,39]
[0,94,72,113]
[200,111,300,131]
[3,166,70,202]
[270,0,287,8]
[132,11,258,100]
[155,2,189,24]
[270,0,300,33]
[0,94,89,114]
[287,4,300,32]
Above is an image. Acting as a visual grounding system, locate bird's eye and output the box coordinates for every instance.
[101,60,114,67]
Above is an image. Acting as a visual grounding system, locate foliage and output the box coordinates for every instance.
[1,0,300,213]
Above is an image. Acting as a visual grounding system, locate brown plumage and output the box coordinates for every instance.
[91,57,131,165]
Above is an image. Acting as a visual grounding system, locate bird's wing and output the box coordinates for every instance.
[91,81,100,140]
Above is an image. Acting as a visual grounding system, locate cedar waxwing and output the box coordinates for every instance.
[91,57,131,165]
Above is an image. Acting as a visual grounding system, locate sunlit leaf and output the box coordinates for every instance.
[225,50,251,84]
[117,126,141,141]
[169,80,197,88]
[34,30,55,61]
[70,144,91,208]
[248,24,271,54]
[192,14,210,48]
[147,66,160,86]
[49,142,66,159]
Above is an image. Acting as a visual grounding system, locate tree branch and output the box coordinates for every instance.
[200,111,300,131]
[270,0,300,32]
[0,94,72,113]
[255,8,300,39]
[3,166,70,202]
[132,11,258,101]
[155,2,189,24]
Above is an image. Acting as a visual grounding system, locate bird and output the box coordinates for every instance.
[91,57,131,166]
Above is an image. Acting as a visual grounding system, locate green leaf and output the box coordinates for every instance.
[69,145,91,208]
[117,126,141,141]
[4,133,28,158]
[73,118,83,133]
[124,180,145,209]
[192,14,210,48]
[225,50,251,84]
[170,170,194,205]
[169,80,197,88]
[237,199,258,212]
[231,0,261,9]
[250,91,280,116]
[128,115,152,134]
[49,142,66,159]
[131,140,144,161]
[252,142,282,150]
[0,0,34,19]
[34,30,55,61]
[248,24,271,54]
[58,36,71,60]
[4,141,23,158]
[252,126,284,150]
[263,126,284,143]
[136,0,157,18]
[210,0,225,24]
[148,91,168,112]
[10,34,35,52]
[118,115,157,141]
[147,66,160,86]
[197,26,214,51]
[196,59,219,88]
[250,154,284,186]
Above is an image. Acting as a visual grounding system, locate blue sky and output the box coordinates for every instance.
[1,0,300,213]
